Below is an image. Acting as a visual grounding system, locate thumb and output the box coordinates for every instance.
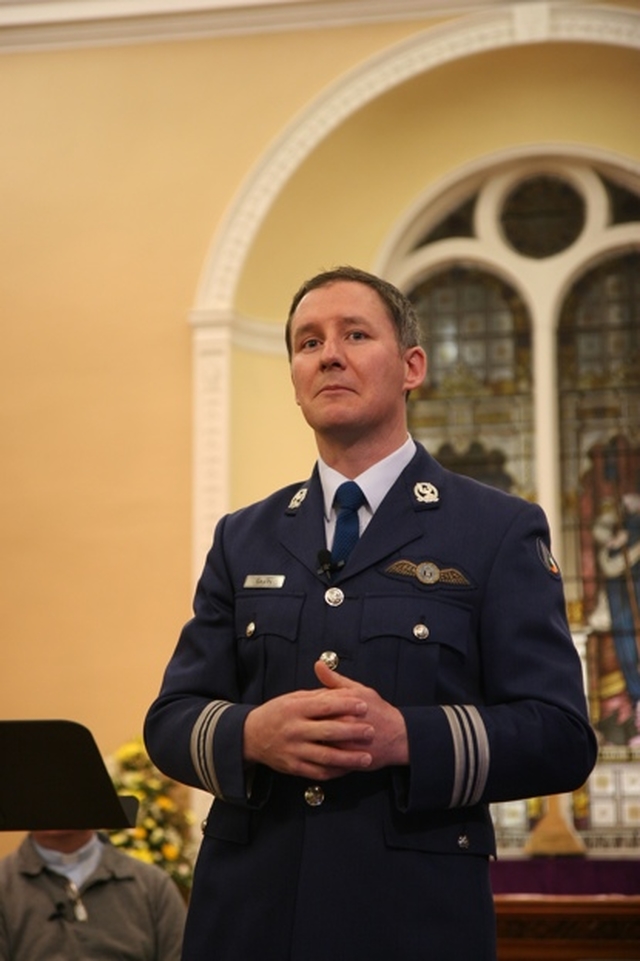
[314,658,354,689]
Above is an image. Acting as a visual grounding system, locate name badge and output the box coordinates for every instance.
[243,575,285,589]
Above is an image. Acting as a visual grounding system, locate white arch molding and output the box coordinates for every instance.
[190,2,640,573]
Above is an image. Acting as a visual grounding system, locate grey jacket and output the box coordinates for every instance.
[0,835,185,961]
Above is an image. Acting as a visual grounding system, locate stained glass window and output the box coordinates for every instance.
[408,266,534,498]
[558,252,640,748]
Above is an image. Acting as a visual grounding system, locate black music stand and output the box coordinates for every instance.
[0,719,138,830]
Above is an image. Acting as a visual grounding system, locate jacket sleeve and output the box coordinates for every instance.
[396,499,597,815]
[144,514,258,806]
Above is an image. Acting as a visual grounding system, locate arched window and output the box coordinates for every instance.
[383,156,640,854]
[409,266,533,496]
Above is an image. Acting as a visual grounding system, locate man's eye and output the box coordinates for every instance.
[348,330,367,341]
[300,338,320,350]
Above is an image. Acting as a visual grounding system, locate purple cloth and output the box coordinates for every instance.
[490,858,640,895]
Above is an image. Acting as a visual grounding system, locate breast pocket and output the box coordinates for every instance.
[235,593,304,699]
[359,595,473,703]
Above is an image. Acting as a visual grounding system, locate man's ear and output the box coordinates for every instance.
[403,345,427,393]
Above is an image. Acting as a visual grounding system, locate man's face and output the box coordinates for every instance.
[289,280,425,448]
[31,830,93,852]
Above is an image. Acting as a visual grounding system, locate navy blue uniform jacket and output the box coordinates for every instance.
[145,444,596,961]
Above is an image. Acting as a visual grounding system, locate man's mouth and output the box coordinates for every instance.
[318,383,352,395]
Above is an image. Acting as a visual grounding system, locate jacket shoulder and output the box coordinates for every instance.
[222,477,315,528]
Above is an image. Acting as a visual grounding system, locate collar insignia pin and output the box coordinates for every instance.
[288,487,308,510]
[414,481,439,504]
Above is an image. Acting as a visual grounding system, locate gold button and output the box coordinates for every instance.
[304,785,325,807]
[413,623,429,640]
[319,651,339,671]
[245,621,256,637]
[324,587,345,607]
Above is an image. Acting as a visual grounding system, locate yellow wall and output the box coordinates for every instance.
[0,6,637,856]
[0,16,428,856]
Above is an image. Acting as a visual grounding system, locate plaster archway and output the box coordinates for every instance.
[192,2,640,319]
[189,2,640,569]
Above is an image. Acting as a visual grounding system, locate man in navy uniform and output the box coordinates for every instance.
[144,266,596,960]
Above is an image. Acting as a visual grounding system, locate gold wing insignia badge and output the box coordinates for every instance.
[439,568,470,585]
[386,560,418,577]
[385,560,470,586]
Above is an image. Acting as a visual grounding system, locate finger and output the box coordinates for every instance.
[301,687,368,719]
[303,745,373,776]
[314,719,374,745]
[314,659,359,690]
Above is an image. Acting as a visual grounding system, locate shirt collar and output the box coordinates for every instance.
[318,434,416,519]
[32,832,103,886]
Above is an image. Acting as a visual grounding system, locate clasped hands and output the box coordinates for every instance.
[243,659,408,780]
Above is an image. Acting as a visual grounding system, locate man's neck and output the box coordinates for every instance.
[316,427,410,478]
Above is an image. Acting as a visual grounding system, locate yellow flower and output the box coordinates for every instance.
[108,735,196,890]
[161,843,180,862]
[114,739,145,764]
[127,848,155,864]
[124,788,146,802]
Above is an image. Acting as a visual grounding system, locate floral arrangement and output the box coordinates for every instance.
[107,736,196,896]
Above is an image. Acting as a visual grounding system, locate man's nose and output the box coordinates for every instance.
[319,336,345,367]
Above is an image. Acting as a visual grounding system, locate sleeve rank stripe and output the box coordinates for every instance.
[463,704,490,806]
[441,704,490,808]
[190,699,232,798]
[441,705,466,808]
[453,705,476,807]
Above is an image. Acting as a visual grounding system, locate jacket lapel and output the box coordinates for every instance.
[278,469,327,578]
[334,444,445,580]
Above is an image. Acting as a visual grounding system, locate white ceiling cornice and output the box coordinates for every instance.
[0,0,562,52]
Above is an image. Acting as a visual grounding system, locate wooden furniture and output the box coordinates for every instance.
[495,894,640,960]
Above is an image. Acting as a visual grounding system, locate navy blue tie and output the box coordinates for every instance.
[332,481,366,566]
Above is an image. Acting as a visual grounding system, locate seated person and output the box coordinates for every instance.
[0,829,186,960]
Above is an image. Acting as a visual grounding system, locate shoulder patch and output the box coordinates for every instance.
[537,538,561,578]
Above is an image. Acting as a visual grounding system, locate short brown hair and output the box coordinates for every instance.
[285,265,422,360]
